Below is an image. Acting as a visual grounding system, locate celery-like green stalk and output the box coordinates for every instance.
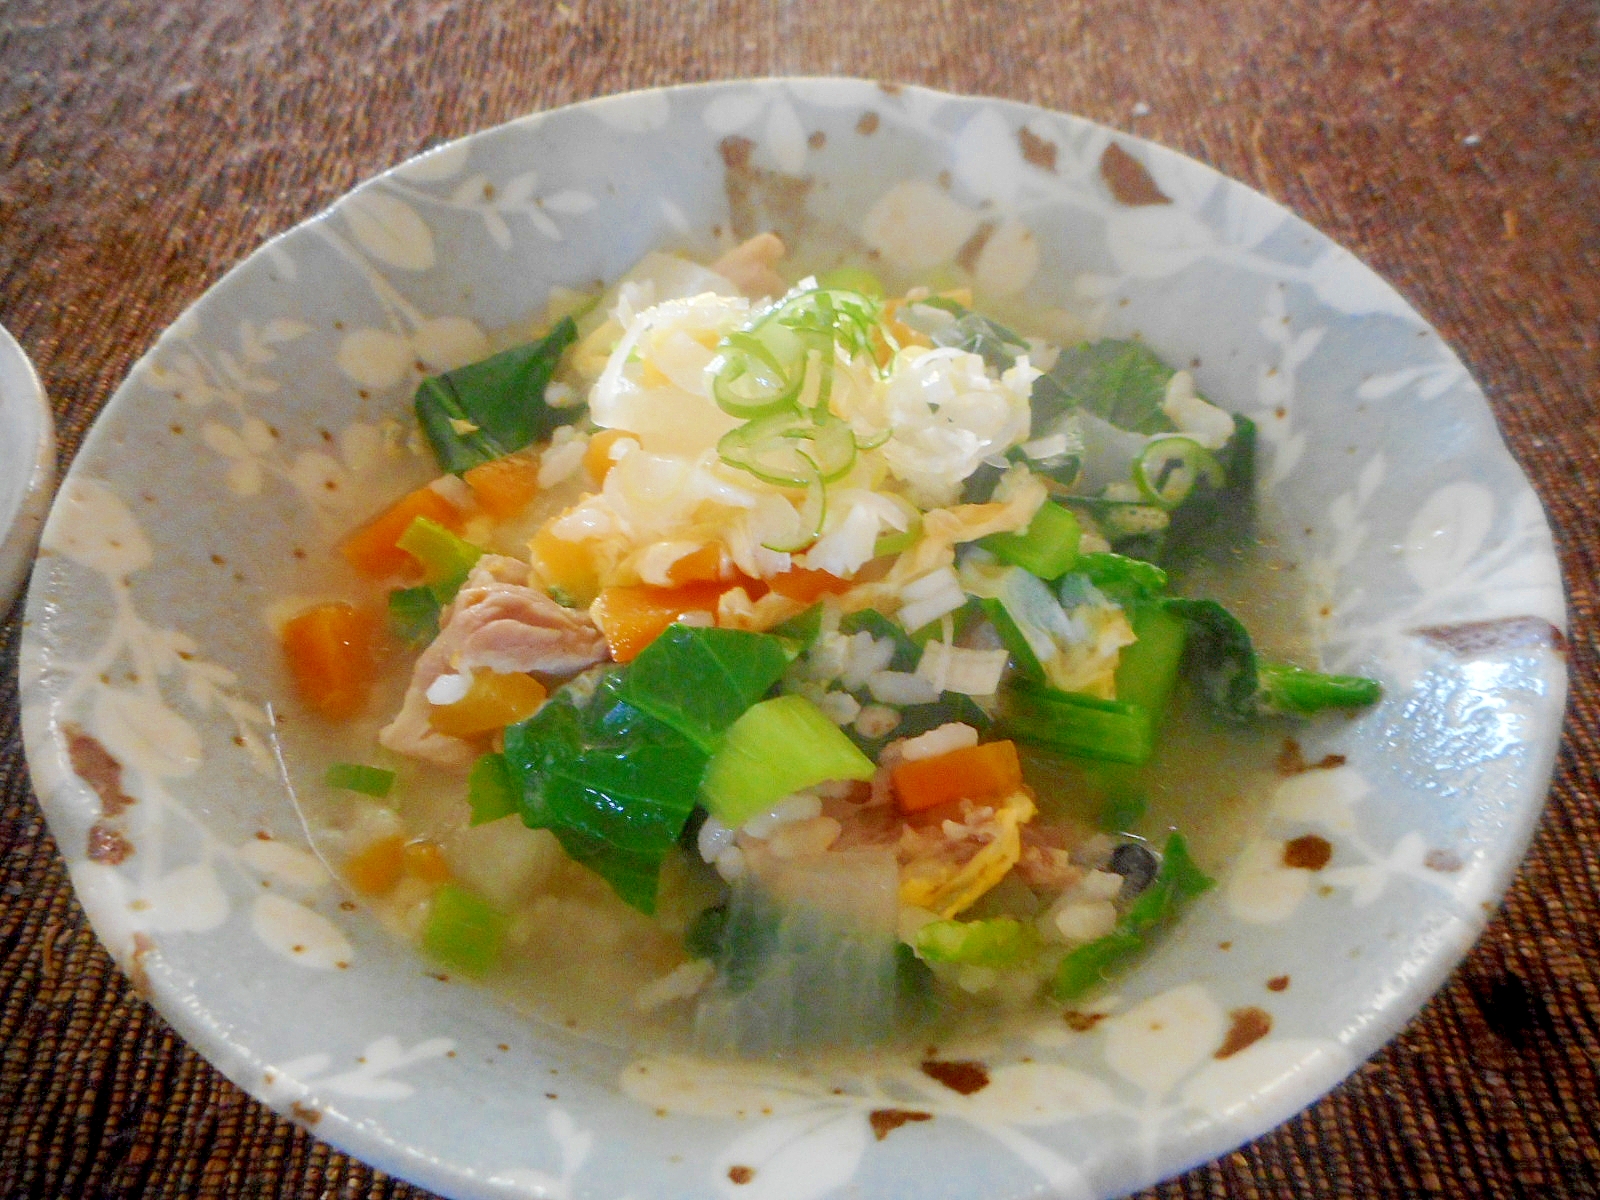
[980,501,1081,581]
[700,696,874,826]
[422,883,508,978]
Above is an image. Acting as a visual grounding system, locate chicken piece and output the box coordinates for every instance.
[896,790,1036,918]
[1014,822,1089,892]
[711,233,788,300]
[379,555,608,767]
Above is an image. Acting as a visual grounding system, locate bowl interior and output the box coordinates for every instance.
[19,79,1567,1200]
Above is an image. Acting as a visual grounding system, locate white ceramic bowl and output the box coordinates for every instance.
[0,321,54,611]
[19,80,1567,1200]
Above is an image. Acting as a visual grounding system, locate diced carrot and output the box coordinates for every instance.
[892,740,1024,814]
[665,543,725,585]
[767,566,854,603]
[583,429,638,485]
[344,834,405,896]
[528,521,601,606]
[280,601,381,720]
[402,839,452,886]
[591,581,729,663]
[341,485,464,580]
[463,453,541,520]
[427,670,548,738]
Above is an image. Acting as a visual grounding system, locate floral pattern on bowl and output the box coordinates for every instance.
[19,79,1566,1200]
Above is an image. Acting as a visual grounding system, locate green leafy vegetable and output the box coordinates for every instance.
[1256,660,1384,715]
[422,883,509,978]
[415,317,580,474]
[914,298,1030,372]
[699,696,875,827]
[770,602,826,649]
[502,669,705,913]
[838,608,921,671]
[1164,598,1382,720]
[1053,833,1212,1001]
[1032,339,1179,435]
[685,903,731,962]
[1074,553,1169,606]
[324,762,395,798]
[618,625,795,754]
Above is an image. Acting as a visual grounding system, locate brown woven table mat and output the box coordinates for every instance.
[2,1,1597,1196]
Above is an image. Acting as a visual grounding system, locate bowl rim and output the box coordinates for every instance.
[0,319,55,611]
[18,75,1570,1200]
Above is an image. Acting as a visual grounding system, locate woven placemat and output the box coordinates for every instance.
[2,1,1597,1195]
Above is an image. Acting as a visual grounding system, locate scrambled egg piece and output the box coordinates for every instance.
[897,790,1036,918]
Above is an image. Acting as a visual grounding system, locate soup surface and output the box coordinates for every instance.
[279,236,1377,1057]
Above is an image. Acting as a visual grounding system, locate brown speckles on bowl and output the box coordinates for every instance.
[1283,834,1333,871]
[65,723,135,816]
[1017,126,1058,172]
[1101,143,1170,206]
[870,1109,933,1140]
[1216,1007,1273,1058]
[920,1059,990,1095]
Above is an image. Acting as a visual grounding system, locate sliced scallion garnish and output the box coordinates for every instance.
[717,411,857,487]
[1133,436,1225,510]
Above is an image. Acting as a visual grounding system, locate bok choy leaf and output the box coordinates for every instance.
[1031,339,1179,435]
[1165,597,1382,720]
[618,625,796,754]
[415,316,580,474]
[501,668,705,913]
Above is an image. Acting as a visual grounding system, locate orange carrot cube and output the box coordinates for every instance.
[280,601,381,720]
[892,740,1024,813]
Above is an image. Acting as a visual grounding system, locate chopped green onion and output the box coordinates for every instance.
[324,762,396,798]
[422,883,508,978]
[396,516,484,603]
[467,752,518,825]
[759,473,827,553]
[717,411,857,487]
[712,330,805,418]
[980,501,1081,581]
[700,695,875,827]
[1133,436,1226,510]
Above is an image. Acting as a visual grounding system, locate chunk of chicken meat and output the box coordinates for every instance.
[711,233,788,300]
[379,555,608,767]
